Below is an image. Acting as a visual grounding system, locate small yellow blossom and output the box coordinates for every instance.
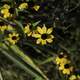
[1,4,11,18]
[19,3,28,10]
[55,52,67,65]
[59,62,73,75]
[32,24,54,45]
[6,33,19,44]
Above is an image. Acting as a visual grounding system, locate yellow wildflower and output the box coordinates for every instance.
[32,24,54,45]
[1,4,11,18]
[1,4,15,18]
[59,62,73,75]
[7,33,19,44]
[55,52,67,65]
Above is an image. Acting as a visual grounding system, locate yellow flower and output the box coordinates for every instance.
[32,24,54,45]
[59,62,73,75]
[18,3,28,10]
[7,33,19,44]
[33,5,40,11]
[1,4,11,18]
[23,24,32,36]
[55,52,67,65]
[1,4,15,18]
[69,75,80,80]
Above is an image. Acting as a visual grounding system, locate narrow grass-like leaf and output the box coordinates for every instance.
[32,21,41,27]
[1,43,48,80]
[8,45,48,80]
[0,47,39,78]
[0,16,15,26]
[13,20,25,36]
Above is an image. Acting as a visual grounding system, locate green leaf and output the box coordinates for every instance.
[0,16,15,26]
[9,45,48,80]
[0,43,48,80]
[13,20,25,36]
[0,47,38,78]
[33,76,44,80]
[32,21,41,27]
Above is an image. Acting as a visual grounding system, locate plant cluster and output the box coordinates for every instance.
[0,0,80,80]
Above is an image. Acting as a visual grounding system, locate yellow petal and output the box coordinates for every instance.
[77,75,80,79]
[69,75,76,80]
[42,24,47,33]
[46,38,53,43]
[24,25,30,33]
[37,26,43,34]
[55,57,60,64]
[1,25,7,31]
[41,40,46,45]
[3,4,10,9]
[9,34,12,37]
[12,41,16,44]
[50,35,54,39]
[19,3,28,10]
[47,28,53,34]
[7,25,13,30]
[27,32,32,36]
[33,5,40,11]
[3,12,10,18]
[59,65,64,70]
[36,39,41,44]
[13,33,16,36]
[1,9,9,14]
[16,33,19,37]
[63,69,70,75]
[32,34,41,38]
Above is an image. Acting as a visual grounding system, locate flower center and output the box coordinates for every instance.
[41,34,48,40]
[64,64,70,69]
[0,22,4,26]
[12,36,17,40]
[59,54,64,58]
[9,8,15,14]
